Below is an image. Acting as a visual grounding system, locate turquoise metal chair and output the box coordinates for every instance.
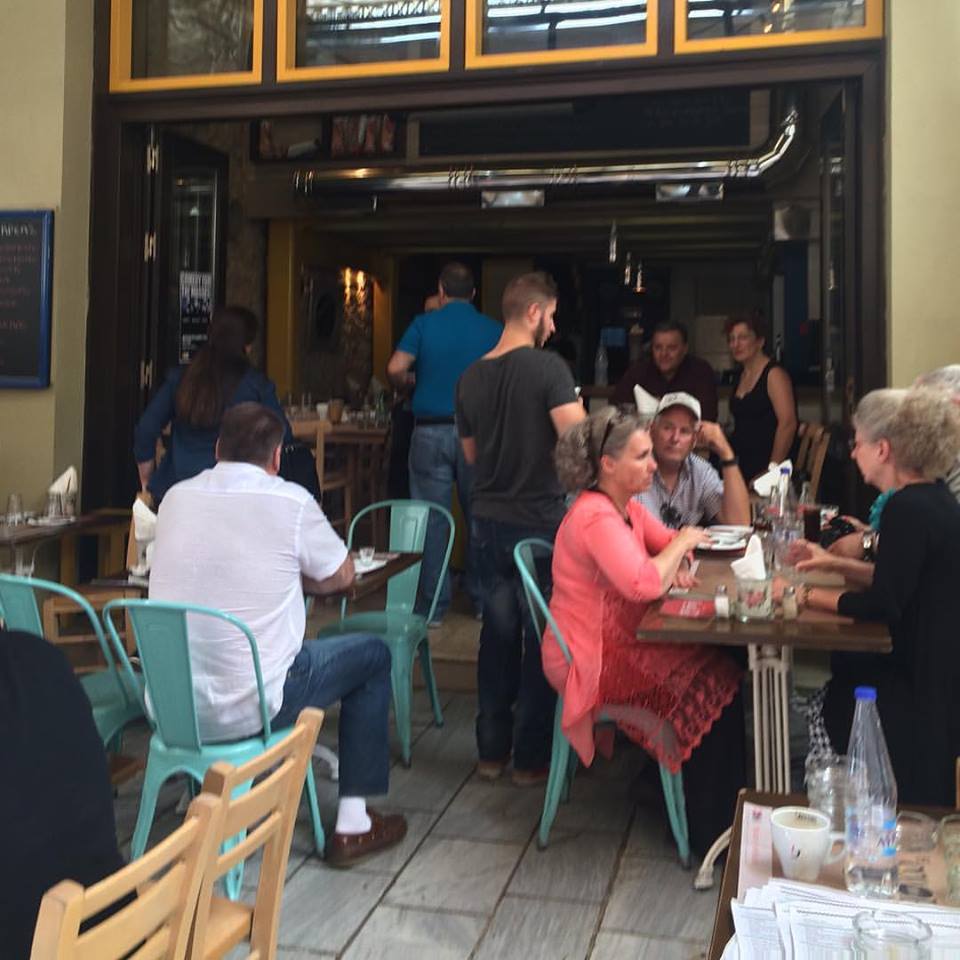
[0,574,144,750]
[512,539,691,866]
[315,499,453,766]
[102,599,325,900]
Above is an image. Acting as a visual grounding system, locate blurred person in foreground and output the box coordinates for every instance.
[777,387,960,805]
[545,407,746,855]
[1,630,125,959]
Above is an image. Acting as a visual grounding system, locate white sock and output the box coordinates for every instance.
[335,796,372,835]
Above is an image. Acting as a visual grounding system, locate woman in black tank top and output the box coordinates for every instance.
[726,315,797,483]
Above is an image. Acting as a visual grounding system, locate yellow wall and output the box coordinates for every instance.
[0,0,93,511]
[887,1,960,386]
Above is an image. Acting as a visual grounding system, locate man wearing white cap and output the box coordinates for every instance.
[639,391,751,528]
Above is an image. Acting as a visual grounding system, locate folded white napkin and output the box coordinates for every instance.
[130,498,158,576]
[752,460,793,497]
[731,534,767,580]
[633,385,660,417]
[49,466,78,495]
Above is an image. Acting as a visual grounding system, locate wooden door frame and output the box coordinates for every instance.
[84,1,886,508]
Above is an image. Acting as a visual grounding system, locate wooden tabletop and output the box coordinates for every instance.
[708,789,954,960]
[290,417,389,444]
[0,509,128,549]
[639,557,891,654]
[333,551,420,601]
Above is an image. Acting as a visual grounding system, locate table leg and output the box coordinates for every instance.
[692,643,793,890]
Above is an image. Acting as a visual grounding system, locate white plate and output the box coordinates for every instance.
[697,539,747,553]
[708,525,753,538]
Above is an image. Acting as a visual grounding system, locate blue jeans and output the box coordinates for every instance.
[472,515,558,771]
[408,423,478,620]
[272,634,391,797]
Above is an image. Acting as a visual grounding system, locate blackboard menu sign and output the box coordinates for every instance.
[0,210,53,388]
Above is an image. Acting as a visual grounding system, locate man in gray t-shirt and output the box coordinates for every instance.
[456,271,583,784]
[639,392,751,528]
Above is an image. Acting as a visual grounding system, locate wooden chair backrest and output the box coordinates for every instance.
[807,427,831,501]
[30,793,222,960]
[188,708,324,960]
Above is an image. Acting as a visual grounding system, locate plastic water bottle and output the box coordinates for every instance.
[594,343,608,386]
[777,465,796,520]
[844,686,898,898]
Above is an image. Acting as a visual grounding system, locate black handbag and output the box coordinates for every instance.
[279,442,321,500]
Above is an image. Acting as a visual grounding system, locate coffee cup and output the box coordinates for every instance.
[771,805,845,882]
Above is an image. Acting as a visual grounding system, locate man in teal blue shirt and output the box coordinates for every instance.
[387,263,501,624]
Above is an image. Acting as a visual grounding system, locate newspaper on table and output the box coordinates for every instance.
[727,802,960,959]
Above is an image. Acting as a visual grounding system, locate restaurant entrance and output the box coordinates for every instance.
[84,75,882,516]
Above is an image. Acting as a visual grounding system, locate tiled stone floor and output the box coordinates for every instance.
[114,688,721,959]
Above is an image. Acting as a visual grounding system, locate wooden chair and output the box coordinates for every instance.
[805,427,831,502]
[187,708,324,960]
[30,793,222,960]
[314,422,353,534]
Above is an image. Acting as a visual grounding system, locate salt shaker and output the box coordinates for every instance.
[714,584,730,620]
[782,585,798,620]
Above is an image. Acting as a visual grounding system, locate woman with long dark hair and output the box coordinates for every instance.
[134,305,291,503]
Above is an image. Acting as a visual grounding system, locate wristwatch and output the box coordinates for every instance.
[861,530,878,562]
[719,456,739,468]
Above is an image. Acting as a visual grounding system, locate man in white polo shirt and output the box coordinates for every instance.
[150,402,406,866]
[639,391,751,528]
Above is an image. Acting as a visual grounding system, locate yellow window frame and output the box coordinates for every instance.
[674,0,882,54]
[465,0,658,69]
[276,0,452,82]
[109,0,264,92]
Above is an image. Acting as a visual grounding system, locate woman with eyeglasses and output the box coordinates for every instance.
[777,387,960,805]
[543,407,746,855]
[726,313,797,483]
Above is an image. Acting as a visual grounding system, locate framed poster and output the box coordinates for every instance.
[0,210,53,388]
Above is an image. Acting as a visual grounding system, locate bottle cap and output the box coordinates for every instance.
[854,685,877,701]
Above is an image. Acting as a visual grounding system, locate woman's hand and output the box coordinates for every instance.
[672,564,700,590]
[789,539,839,573]
[828,531,866,559]
[676,526,713,553]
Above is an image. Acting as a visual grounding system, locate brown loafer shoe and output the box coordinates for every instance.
[511,766,549,787]
[325,809,408,868]
[476,759,507,781]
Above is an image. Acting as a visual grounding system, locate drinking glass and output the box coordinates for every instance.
[301,391,313,418]
[802,504,823,543]
[358,546,375,564]
[895,812,937,853]
[45,492,63,519]
[852,910,931,959]
[6,493,24,525]
[805,754,846,832]
[940,815,960,904]
[736,576,773,621]
[772,516,803,572]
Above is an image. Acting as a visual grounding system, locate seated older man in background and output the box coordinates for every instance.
[612,320,719,422]
[638,392,750,528]
[150,402,406,866]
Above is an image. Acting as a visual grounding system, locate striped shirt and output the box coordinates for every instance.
[637,453,724,529]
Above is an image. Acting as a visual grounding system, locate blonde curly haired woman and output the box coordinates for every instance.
[544,407,746,855]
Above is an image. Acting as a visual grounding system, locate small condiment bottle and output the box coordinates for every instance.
[714,584,730,620]
[782,585,798,620]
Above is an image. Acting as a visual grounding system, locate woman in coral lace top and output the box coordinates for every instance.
[543,408,745,854]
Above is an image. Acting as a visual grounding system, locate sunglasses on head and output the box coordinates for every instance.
[660,503,682,529]
[597,410,625,461]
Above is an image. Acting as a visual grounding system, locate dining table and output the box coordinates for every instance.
[706,789,954,960]
[638,553,891,889]
[0,508,130,579]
